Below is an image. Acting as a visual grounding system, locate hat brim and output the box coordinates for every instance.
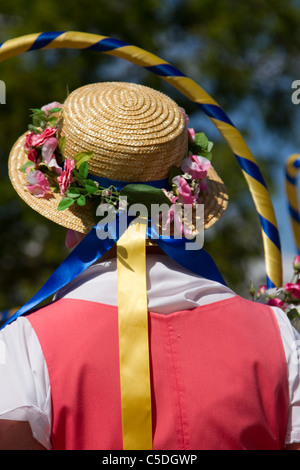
[8,133,228,234]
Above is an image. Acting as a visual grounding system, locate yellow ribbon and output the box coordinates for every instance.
[117,219,152,450]
[285,153,300,253]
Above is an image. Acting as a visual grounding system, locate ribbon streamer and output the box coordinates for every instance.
[1,218,123,328]
[285,154,300,254]
[117,220,152,450]
[0,31,282,287]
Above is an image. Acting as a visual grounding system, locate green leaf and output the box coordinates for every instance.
[57,197,75,211]
[58,136,66,156]
[73,151,94,169]
[72,169,85,186]
[31,111,47,120]
[28,124,39,133]
[19,161,35,172]
[287,307,300,321]
[66,187,81,198]
[48,107,62,114]
[30,108,43,114]
[47,116,58,126]
[207,140,214,152]
[32,115,46,128]
[78,161,89,179]
[168,166,181,186]
[194,132,209,149]
[120,184,172,214]
[76,195,86,206]
[189,132,214,160]
[200,150,213,161]
[30,109,46,120]
[84,179,98,194]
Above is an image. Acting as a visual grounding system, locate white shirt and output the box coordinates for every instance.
[1,254,300,449]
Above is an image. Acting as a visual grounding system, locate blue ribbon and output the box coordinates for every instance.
[1,218,123,328]
[88,174,169,191]
[148,222,226,286]
[155,237,226,286]
[1,214,225,330]
[28,31,66,51]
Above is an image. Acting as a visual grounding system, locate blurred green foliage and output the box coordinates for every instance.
[1,0,300,312]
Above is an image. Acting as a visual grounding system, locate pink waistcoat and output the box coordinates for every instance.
[28,295,289,450]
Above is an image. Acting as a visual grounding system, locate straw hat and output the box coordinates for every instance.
[8,82,228,234]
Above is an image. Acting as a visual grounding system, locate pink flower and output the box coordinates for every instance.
[257,284,267,298]
[41,137,61,173]
[162,189,178,204]
[31,127,57,147]
[162,204,191,237]
[27,148,38,163]
[293,255,300,272]
[172,175,196,204]
[57,158,76,195]
[42,137,58,162]
[25,133,35,152]
[285,281,300,299]
[65,229,86,249]
[41,101,62,116]
[187,128,195,141]
[267,298,285,308]
[25,127,57,150]
[26,170,50,197]
[181,155,211,180]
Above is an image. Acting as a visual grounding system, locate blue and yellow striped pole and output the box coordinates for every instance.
[285,154,300,254]
[0,31,282,288]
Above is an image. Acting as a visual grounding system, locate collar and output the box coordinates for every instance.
[54,254,235,314]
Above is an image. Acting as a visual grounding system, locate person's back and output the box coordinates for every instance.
[26,286,288,450]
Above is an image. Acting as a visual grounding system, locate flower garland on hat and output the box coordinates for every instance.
[20,101,214,243]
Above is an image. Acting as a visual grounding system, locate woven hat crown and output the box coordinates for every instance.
[61,82,188,182]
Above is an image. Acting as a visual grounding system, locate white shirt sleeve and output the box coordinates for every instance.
[271,306,300,445]
[0,316,51,450]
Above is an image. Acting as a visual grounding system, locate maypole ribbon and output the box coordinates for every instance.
[285,154,300,254]
[117,220,152,450]
[0,31,282,287]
